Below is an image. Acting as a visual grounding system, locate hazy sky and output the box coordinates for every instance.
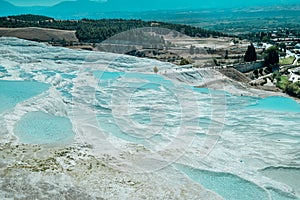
[6,0,300,7]
[6,0,66,6]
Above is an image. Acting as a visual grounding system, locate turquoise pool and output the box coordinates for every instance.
[175,164,269,200]
[0,80,50,114]
[14,111,74,145]
[93,71,181,147]
[175,164,300,200]
[247,96,300,113]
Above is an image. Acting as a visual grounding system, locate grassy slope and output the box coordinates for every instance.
[0,27,78,42]
[279,56,295,66]
[276,75,289,90]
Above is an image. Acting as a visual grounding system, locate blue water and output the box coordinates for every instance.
[0,66,9,78]
[94,71,125,81]
[193,87,211,94]
[14,111,74,145]
[93,71,180,146]
[96,114,146,144]
[0,80,50,113]
[175,164,269,200]
[93,71,173,87]
[247,96,300,113]
[1,38,300,199]
[19,70,34,80]
[61,73,77,80]
[92,71,300,152]
[267,188,298,200]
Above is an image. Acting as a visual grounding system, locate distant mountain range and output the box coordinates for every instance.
[1,0,300,19]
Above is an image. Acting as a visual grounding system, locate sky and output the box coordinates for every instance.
[6,0,66,6]
[5,0,300,7]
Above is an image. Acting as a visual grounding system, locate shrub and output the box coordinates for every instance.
[180,58,191,65]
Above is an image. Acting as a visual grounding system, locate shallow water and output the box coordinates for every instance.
[94,71,182,149]
[175,164,269,200]
[175,164,299,200]
[14,111,74,145]
[262,167,300,197]
[247,96,300,113]
[0,80,50,113]
[0,38,300,199]
[267,188,299,200]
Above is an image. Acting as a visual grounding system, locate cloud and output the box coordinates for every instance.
[6,0,66,6]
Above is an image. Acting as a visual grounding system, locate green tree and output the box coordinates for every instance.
[285,82,300,98]
[253,69,259,77]
[224,50,229,59]
[180,58,191,65]
[262,36,270,43]
[278,42,286,52]
[264,46,279,68]
[244,43,257,62]
[153,66,159,74]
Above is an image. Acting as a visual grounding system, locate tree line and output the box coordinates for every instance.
[0,14,228,43]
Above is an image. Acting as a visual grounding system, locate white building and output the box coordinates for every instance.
[289,73,300,83]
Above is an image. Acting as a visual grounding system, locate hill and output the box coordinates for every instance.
[0,27,78,42]
[0,0,299,19]
[0,14,227,43]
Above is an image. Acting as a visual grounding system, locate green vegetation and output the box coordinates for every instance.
[153,66,158,74]
[279,56,296,66]
[275,75,300,98]
[278,43,287,52]
[285,82,300,98]
[180,58,191,65]
[241,27,300,42]
[264,46,279,71]
[253,69,259,78]
[224,50,229,59]
[0,14,228,43]
[276,75,289,90]
[5,14,54,22]
[244,43,257,62]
